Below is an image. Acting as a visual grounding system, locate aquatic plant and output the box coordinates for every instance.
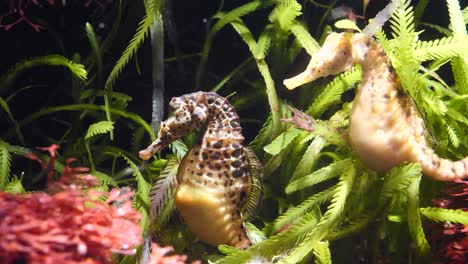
[0,0,468,263]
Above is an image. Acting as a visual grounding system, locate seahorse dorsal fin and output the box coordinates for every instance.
[362,0,400,37]
[241,147,264,221]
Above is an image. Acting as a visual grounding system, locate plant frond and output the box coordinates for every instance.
[149,156,178,228]
[104,7,159,138]
[289,21,320,56]
[230,19,260,60]
[169,139,188,161]
[195,0,276,89]
[104,11,156,98]
[0,97,24,144]
[249,113,273,154]
[290,136,328,182]
[446,0,466,35]
[312,240,331,264]
[334,19,361,32]
[265,186,335,236]
[421,91,447,116]
[230,19,282,139]
[308,119,347,147]
[379,163,421,209]
[0,55,87,95]
[255,25,273,60]
[326,215,371,240]
[263,127,304,155]
[390,0,415,39]
[269,0,302,31]
[420,207,468,224]
[0,141,12,188]
[245,222,267,245]
[286,159,351,194]
[218,245,240,256]
[306,66,361,117]
[80,89,133,103]
[414,36,467,62]
[3,175,25,194]
[446,124,460,148]
[218,210,321,263]
[407,177,430,256]
[121,154,151,233]
[9,104,155,142]
[283,163,356,263]
[85,22,103,86]
[92,170,117,186]
[85,121,115,141]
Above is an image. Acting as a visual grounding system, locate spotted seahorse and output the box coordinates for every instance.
[284,32,468,181]
[139,91,263,249]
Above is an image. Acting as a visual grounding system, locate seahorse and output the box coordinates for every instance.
[139,91,263,249]
[283,31,468,181]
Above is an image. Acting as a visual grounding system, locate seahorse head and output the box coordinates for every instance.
[139,92,209,160]
[284,32,355,90]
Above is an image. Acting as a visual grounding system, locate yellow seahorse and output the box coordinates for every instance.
[284,31,468,181]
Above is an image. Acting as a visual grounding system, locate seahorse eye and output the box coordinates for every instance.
[168,98,182,113]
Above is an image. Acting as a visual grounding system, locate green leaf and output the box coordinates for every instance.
[0,141,11,189]
[379,163,421,208]
[121,154,151,234]
[218,210,321,263]
[446,125,460,148]
[92,170,117,186]
[282,163,356,263]
[414,36,467,62]
[269,0,302,31]
[85,121,115,140]
[229,18,282,140]
[105,4,159,92]
[420,207,468,225]
[286,159,351,194]
[0,55,87,95]
[265,186,335,235]
[249,113,273,153]
[245,222,267,245]
[0,97,24,144]
[290,136,328,182]
[307,67,361,117]
[263,127,303,155]
[150,156,178,230]
[334,19,361,32]
[8,104,155,142]
[85,22,103,86]
[446,0,466,35]
[3,175,25,194]
[195,0,276,89]
[170,139,188,161]
[407,177,430,256]
[313,241,332,264]
[289,21,320,55]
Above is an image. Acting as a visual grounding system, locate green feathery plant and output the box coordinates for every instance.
[195,0,468,263]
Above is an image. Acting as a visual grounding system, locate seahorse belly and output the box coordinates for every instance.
[175,183,238,246]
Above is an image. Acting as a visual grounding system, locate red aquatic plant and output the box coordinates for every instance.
[0,145,142,263]
[427,179,468,264]
[149,243,201,264]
